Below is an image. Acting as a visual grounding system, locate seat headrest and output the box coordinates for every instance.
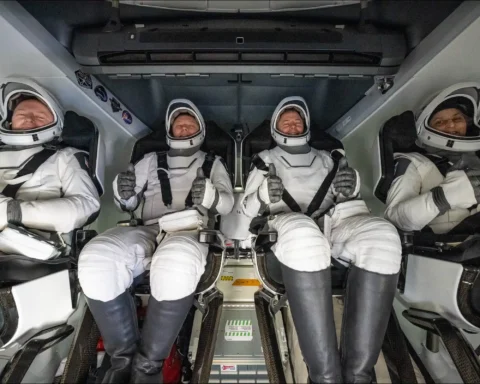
[381,111,419,154]
[245,120,273,154]
[310,129,343,151]
[131,129,169,164]
[375,111,420,203]
[201,121,233,157]
[62,111,103,196]
[62,111,97,152]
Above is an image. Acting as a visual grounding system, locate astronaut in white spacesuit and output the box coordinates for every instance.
[78,99,234,383]
[242,97,402,383]
[385,83,480,235]
[0,78,100,246]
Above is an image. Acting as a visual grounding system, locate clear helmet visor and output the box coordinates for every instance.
[274,105,309,138]
[165,99,205,149]
[168,109,202,141]
[271,96,311,147]
[416,83,480,152]
[0,81,61,134]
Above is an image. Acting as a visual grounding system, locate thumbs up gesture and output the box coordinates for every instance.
[333,157,358,198]
[192,167,208,206]
[117,163,136,200]
[259,163,284,204]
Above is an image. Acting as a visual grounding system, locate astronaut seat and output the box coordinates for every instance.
[243,119,349,297]
[374,110,480,383]
[0,111,105,384]
[129,120,234,298]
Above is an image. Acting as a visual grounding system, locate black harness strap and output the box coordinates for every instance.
[1,148,57,198]
[252,155,302,213]
[305,151,341,217]
[0,324,73,384]
[424,154,451,177]
[252,152,340,217]
[156,151,173,207]
[185,151,216,208]
[251,154,268,172]
[281,189,302,213]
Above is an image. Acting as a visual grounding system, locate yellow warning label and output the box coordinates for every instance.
[232,279,261,286]
[220,276,233,281]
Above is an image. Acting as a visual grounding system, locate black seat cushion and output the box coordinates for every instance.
[375,111,419,203]
[471,275,480,314]
[243,120,273,183]
[409,232,480,265]
[310,129,343,151]
[62,111,96,153]
[0,255,70,286]
[130,129,169,165]
[62,111,103,195]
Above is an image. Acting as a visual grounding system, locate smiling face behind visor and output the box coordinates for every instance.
[276,109,305,136]
[271,96,311,151]
[429,108,467,137]
[416,83,480,153]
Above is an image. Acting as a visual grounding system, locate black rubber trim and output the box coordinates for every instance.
[191,294,223,384]
[431,186,451,215]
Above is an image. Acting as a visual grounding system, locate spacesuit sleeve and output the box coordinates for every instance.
[384,158,440,231]
[113,154,150,212]
[20,149,101,233]
[209,158,235,215]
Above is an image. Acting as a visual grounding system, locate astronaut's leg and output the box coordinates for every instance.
[78,226,158,384]
[131,231,209,383]
[270,213,343,384]
[330,216,401,383]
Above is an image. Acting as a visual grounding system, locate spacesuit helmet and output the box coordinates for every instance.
[271,96,311,147]
[416,82,480,152]
[165,99,205,150]
[0,78,64,146]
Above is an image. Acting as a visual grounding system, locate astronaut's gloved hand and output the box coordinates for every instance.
[466,169,480,204]
[117,164,136,200]
[333,157,358,198]
[192,168,218,209]
[259,164,284,204]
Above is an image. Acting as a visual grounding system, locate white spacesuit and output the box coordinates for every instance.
[0,79,100,249]
[385,83,480,234]
[78,99,234,383]
[242,97,402,383]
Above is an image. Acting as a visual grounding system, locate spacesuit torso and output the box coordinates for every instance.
[386,152,479,234]
[0,144,100,233]
[246,146,336,215]
[113,150,233,225]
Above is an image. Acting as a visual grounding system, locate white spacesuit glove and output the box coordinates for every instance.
[191,167,218,209]
[117,164,136,200]
[333,158,359,199]
[258,164,284,204]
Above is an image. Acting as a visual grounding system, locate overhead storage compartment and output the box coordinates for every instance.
[72,20,406,76]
